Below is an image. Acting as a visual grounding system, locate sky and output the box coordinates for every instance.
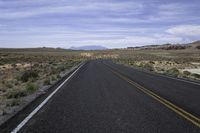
[0,0,200,48]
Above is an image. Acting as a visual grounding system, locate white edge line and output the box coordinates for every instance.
[11,63,84,133]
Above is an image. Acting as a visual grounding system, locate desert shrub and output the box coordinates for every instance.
[58,65,66,72]
[143,63,154,71]
[2,109,8,115]
[1,79,5,84]
[149,61,155,64]
[191,73,200,78]
[51,76,56,81]
[57,74,61,79]
[5,82,13,88]
[0,88,6,92]
[50,67,58,74]
[7,99,20,107]
[196,45,200,49]
[52,63,57,66]
[16,75,21,81]
[11,63,17,67]
[165,68,180,77]
[165,45,186,50]
[33,63,39,67]
[43,78,51,85]
[159,68,165,71]
[26,82,38,92]
[6,90,27,99]
[128,61,135,66]
[21,70,38,82]
[183,71,191,76]
[65,63,74,69]
[14,81,19,85]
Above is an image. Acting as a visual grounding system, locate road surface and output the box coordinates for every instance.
[1,60,200,133]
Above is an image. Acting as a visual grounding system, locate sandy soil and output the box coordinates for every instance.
[181,68,200,74]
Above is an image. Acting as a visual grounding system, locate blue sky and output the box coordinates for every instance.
[0,0,200,48]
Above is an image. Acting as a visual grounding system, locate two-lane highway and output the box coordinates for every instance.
[2,60,200,133]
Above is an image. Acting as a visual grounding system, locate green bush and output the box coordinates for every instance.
[6,90,27,99]
[26,82,38,92]
[183,71,191,76]
[165,68,180,77]
[143,63,154,71]
[58,66,65,72]
[43,78,51,85]
[149,61,155,64]
[196,45,200,49]
[1,80,5,84]
[33,63,39,67]
[0,88,6,92]
[5,82,13,88]
[7,99,20,107]
[191,73,200,78]
[11,63,17,67]
[65,63,73,69]
[51,76,56,81]
[49,61,53,64]
[21,70,38,82]
[50,67,58,74]
[57,74,61,79]
[129,61,135,66]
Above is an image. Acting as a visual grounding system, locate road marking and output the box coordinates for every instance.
[116,63,200,86]
[137,68,200,86]
[11,63,85,133]
[105,64,200,128]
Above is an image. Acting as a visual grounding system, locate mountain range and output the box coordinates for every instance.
[69,45,107,50]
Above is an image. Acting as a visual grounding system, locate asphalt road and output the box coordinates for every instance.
[2,60,200,132]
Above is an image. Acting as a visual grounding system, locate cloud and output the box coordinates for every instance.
[147,2,200,23]
[0,1,143,19]
[0,24,5,27]
[0,27,184,48]
[166,25,200,36]
[0,0,200,48]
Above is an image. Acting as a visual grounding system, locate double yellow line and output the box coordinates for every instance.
[105,63,200,128]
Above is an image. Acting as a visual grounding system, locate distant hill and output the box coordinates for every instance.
[127,40,200,50]
[70,45,107,50]
[187,40,200,49]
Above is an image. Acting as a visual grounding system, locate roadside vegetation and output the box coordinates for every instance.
[111,50,200,80]
[0,48,85,122]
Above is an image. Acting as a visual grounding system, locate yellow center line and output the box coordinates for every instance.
[104,63,200,128]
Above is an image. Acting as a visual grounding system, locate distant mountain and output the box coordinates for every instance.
[126,40,200,50]
[69,45,107,50]
[187,40,200,49]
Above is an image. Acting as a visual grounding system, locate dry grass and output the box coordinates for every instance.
[0,48,85,117]
[110,49,200,80]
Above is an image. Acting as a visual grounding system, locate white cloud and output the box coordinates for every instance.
[148,3,200,23]
[166,25,200,36]
[0,1,143,19]
[0,27,184,48]
[0,24,5,27]
[0,23,186,48]
[0,1,199,48]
